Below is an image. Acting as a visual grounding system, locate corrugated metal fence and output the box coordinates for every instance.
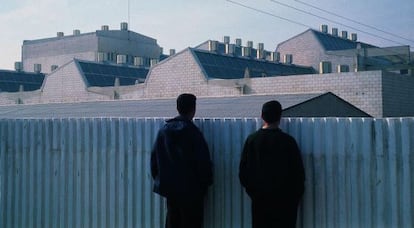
[0,118,413,227]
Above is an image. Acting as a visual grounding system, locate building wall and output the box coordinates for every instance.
[247,71,383,117]
[277,30,356,73]
[22,31,161,74]
[143,49,240,98]
[40,61,106,103]
[1,118,413,227]
[22,34,99,73]
[382,72,414,117]
[0,91,42,105]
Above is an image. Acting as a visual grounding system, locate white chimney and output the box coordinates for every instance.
[351,33,357,41]
[120,22,128,31]
[150,59,159,67]
[341,31,348,39]
[34,64,42,73]
[208,40,218,52]
[270,52,280,62]
[256,50,264,59]
[242,47,251,57]
[284,54,293,64]
[320,24,328,33]
[134,57,144,67]
[117,54,127,64]
[14,62,23,72]
[319,61,332,74]
[223,36,230,44]
[337,65,350,73]
[225,43,235,55]
[235,38,242,46]
[97,52,108,62]
[331,28,338,37]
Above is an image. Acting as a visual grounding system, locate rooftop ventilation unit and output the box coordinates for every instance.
[97,52,108,62]
[284,54,293,64]
[235,38,242,46]
[208,40,218,52]
[257,43,264,51]
[341,31,348,39]
[169,49,176,56]
[331,28,338,37]
[256,49,265,59]
[225,43,235,55]
[14,62,23,72]
[223,36,230,44]
[73,29,80,35]
[247,41,253,48]
[337,65,350,73]
[150,59,159,67]
[101,25,109,31]
[134,57,144,67]
[351,33,357,41]
[320,24,328,33]
[34,64,42,73]
[269,52,280,62]
[57,32,64,37]
[117,54,127,64]
[319,61,332,74]
[120,22,128,31]
[242,47,251,57]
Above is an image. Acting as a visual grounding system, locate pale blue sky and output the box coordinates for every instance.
[0,0,413,70]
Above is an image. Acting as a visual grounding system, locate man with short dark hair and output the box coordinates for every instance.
[151,93,213,228]
[239,100,305,228]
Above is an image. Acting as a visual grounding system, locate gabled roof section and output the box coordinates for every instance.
[77,60,149,87]
[192,49,315,79]
[311,29,375,51]
[0,70,45,92]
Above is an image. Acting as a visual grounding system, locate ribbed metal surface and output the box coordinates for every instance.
[0,117,413,228]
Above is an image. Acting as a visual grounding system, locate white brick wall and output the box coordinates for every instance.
[40,61,106,103]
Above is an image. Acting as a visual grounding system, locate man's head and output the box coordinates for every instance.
[261,100,282,124]
[177,93,196,119]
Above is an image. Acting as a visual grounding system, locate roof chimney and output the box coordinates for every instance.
[351,33,357,41]
[242,47,251,57]
[225,43,235,55]
[223,36,230,44]
[319,61,332,74]
[331,28,338,37]
[208,40,218,52]
[284,54,292,64]
[169,49,176,56]
[235,38,242,46]
[120,22,128,31]
[341,31,348,39]
[270,52,280,62]
[134,57,144,67]
[14,62,23,72]
[34,64,42,73]
[73,29,80,35]
[57,32,64,37]
[247,41,253,48]
[320,24,328,33]
[101,25,109,31]
[116,54,127,64]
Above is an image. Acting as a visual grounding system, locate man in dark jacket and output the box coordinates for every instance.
[239,100,305,228]
[151,93,213,228]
